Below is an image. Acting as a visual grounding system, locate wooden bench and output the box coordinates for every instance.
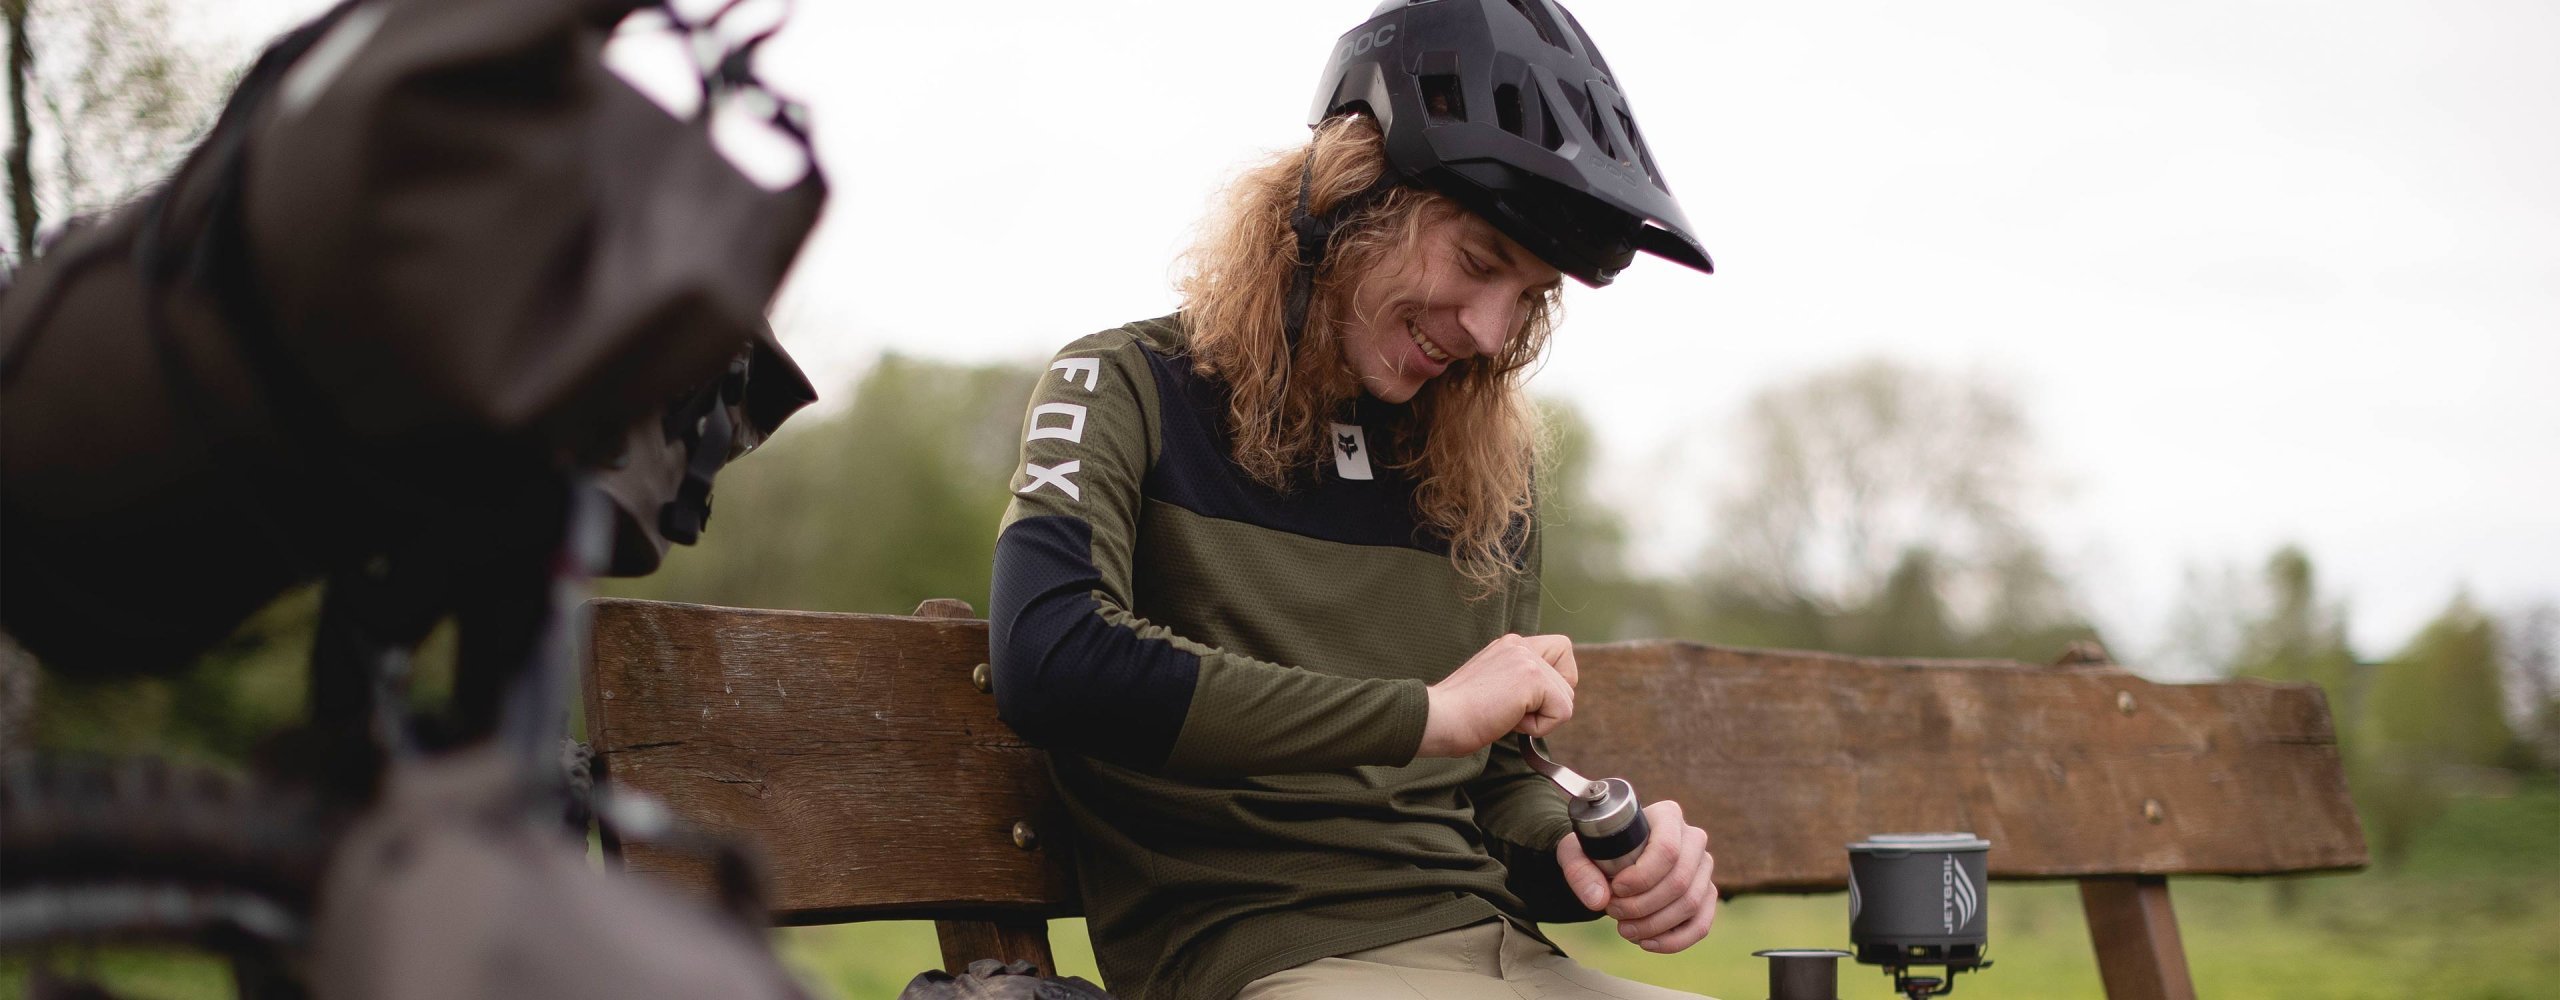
[582,597,2367,1000]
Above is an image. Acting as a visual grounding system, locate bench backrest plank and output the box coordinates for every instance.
[583,600,2366,919]
[584,599,1074,923]
[1549,641,2367,890]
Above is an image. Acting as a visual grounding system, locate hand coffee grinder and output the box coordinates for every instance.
[1519,736,1649,874]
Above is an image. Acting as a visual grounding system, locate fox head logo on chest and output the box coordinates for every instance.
[1329,423,1374,480]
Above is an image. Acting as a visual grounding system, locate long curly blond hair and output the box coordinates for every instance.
[1177,115,1557,591]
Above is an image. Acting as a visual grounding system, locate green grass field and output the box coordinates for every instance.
[12,780,2558,999]
[788,779,2560,999]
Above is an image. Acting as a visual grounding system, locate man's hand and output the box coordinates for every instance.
[1418,634,1578,757]
[1556,800,1717,953]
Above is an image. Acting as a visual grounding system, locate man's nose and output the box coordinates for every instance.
[1455,291,1517,358]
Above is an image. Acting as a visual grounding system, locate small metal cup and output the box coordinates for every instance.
[1753,948,1851,1000]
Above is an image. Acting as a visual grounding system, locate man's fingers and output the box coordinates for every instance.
[1551,830,1611,911]
[1604,802,1684,899]
[1511,664,1575,737]
[1640,884,1719,953]
[1610,822,1703,932]
[1607,821,1699,919]
[1432,633,1596,755]
[1522,634,1579,687]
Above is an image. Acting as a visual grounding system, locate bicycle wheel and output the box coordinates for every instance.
[0,755,344,995]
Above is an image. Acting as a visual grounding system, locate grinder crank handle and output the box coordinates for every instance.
[1519,736,1651,876]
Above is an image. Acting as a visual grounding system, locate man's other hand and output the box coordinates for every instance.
[1555,800,1717,953]
[1418,633,1578,758]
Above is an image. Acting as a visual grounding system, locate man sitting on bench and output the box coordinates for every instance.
[989,3,1723,998]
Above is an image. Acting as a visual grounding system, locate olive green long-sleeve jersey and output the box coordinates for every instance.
[987,316,1594,1000]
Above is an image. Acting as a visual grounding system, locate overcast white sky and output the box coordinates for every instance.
[206,0,2559,671]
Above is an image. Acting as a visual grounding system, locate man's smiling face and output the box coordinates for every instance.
[1337,209,1562,404]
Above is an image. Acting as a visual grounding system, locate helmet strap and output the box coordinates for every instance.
[1281,147,1402,355]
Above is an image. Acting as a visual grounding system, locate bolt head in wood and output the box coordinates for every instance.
[2143,799,2164,824]
[1012,820,1038,850]
[2116,691,2137,716]
[971,663,992,693]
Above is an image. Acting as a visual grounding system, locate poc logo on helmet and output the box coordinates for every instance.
[1337,24,1396,63]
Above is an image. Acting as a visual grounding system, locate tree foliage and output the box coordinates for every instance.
[21,586,318,763]
[1530,401,1650,641]
[2346,593,2524,866]
[2229,547,2360,697]
[1679,358,2097,660]
[2504,603,2560,772]
[3,0,224,259]
[605,355,1037,616]
[2366,594,2517,770]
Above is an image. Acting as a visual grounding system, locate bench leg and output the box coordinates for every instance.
[2078,876,2197,1000]
[934,917,1057,977]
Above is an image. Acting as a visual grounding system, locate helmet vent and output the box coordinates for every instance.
[1422,74,1468,123]
[1564,85,1615,159]
[1617,108,1662,185]
[1494,83,1525,137]
[1502,0,1568,51]
[1539,100,1566,153]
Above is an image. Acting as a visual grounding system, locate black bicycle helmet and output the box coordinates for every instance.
[1310,0,1713,286]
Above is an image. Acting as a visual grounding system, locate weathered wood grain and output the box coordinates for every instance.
[583,598,1075,923]
[2079,876,2198,1000]
[910,598,1062,975]
[1545,640,2369,892]
[585,602,2366,926]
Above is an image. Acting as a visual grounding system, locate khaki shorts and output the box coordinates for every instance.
[1235,919,1715,1000]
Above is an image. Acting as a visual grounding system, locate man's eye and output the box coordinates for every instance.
[1460,252,1490,276]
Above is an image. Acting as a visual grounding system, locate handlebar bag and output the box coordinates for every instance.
[0,0,826,676]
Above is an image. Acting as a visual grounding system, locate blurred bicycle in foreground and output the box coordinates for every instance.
[1,1,830,996]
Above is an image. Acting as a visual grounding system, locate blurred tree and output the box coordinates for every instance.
[2504,603,2560,773]
[1847,548,1958,657]
[2359,594,2519,866]
[2,0,224,260]
[2366,594,2515,769]
[2192,547,2361,901]
[0,632,34,759]
[1532,400,1656,642]
[607,355,1037,615]
[2161,561,2252,681]
[1681,358,2096,660]
[7,0,33,257]
[2228,547,2360,699]
[27,587,319,764]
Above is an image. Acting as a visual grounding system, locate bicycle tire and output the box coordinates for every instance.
[0,755,342,953]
